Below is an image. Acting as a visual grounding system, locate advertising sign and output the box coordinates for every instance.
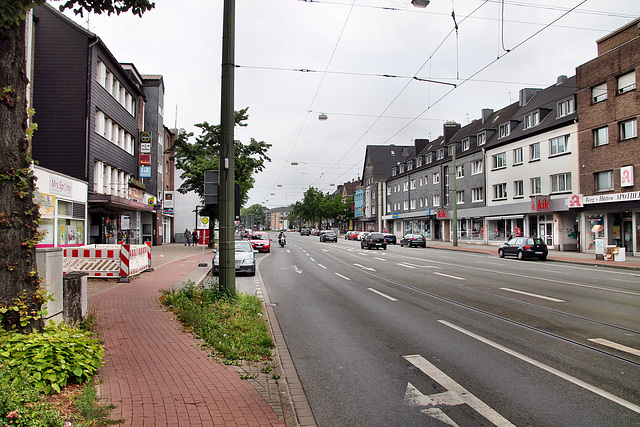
[436,208,448,219]
[164,191,174,208]
[140,131,151,143]
[531,195,550,212]
[140,142,151,153]
[140,166,151,177]
[621,166,634,187]
[140,154,151,165]
[49,176,73,197]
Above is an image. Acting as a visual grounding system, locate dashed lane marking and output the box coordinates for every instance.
[335,273,351,281]
[500,287,565,303]
[368,288,397,301]
[588,338,640,357]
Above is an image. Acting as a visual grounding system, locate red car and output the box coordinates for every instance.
[345,230,359,240]
[249,232,271,253]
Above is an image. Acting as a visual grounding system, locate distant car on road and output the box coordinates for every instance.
[383,233,397,245]
[361,232,387,250]
[400,234,426,248]
[320,230,338,242]
[498,237,548,260]
[300,228,311,236]
[249,232,271,253]
[212,239,255,276]
[345,230,359,240]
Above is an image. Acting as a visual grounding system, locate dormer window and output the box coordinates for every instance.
[436,148,444,160]
[477,132,486,146]
[391,167,397,177]
[498,123,510,138]
[399,164,404,173]
[462,138,470,151]
[426,153,433,163]
[407,161,413,171]
[557,97,575,118]
[523,111,539,129]
[416,156,423,167]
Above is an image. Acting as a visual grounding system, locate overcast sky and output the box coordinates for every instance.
[60,0,638,208]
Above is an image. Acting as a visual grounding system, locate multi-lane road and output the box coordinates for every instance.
[258,233,640,426]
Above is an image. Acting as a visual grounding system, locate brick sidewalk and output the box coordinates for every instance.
[90,253,285,426]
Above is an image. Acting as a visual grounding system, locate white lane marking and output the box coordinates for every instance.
[322,249,328,252]
[374,257,387,262]
[318,264,327,269]
[354,263,376,272]
[588,338,640,357]
[286,249,291,253]
[397,262,417,269]
[310,257,315,261]
[306,253,310,257]
[434,272,465,280]
[499,288,565,303]
[335,273,351,281]
[368,288,397,301]
[404,354,515,426]
[439,320,640,415]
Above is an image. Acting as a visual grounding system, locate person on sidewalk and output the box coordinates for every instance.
[192,230,198,246]
[184,228,191,246]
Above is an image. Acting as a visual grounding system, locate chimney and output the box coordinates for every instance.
[414,138,429,155]
[443,121,461,143]
[519,88,542,107]
[556,75,568,85]
[481,109,493,123]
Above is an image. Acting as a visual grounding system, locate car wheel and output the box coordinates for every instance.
[517,250,525,260]
[539,255,547,261]
[250,269,256,276]
[498,248,504,258]
[267,249,271,253]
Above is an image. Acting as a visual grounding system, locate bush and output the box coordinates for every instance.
[0,323,104,394]
[0,367,62,427]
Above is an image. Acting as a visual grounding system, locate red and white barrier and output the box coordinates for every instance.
[63,244,151,279]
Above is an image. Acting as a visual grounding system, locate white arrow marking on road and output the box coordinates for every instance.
[404,355,515,427]
[500,287,565,302]
[335,273,351,281]
[368,288,397,301]
[434,272,465,280]
[588,338,640,357]
[353,263,376,272]
[293,265,302,275]
[439,320,640,415]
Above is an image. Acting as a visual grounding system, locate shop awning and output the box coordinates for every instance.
[485,214,524,221]
[89,194,154,212]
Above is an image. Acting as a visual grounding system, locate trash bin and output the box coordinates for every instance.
[614,247,626,262]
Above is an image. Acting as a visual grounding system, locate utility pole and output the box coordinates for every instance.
[219,0,236,293]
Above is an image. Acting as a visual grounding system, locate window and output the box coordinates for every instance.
[392,168,397,177]
[471,187,483,202]
[416,156,423,167]
[456,165,464,178]
[492,152,507,170]
[419,198,424,208]
[424,197,429,207]
[592,82,607,103]
[529,142,540,161]
[551,173,572,193]
[620,119,637,140]
[407,161,413,171]
[448,145,454,156]
[462,138,470,151]
[426,153,432,163]
[524,112,539,129]
[493,183,507,200]
[456,191,464,204]
[499,123,510,138]
[514,180,524,197]
[403,200,409,210]
[432,194,440,207]
[593,126,609,146]
[618,72,636,94]
[418,177,423,186]
[550,135,570,156]
[557,97,575,118]
[387,203,391,213]
[436,148,445,160]
[410,179,416,189]
[387,186,392,196]
[423,175,428,185]
[410,199,417,209]
[471,160,483,175]
[433,172,440,184]
[403,181,408,191]
[399,164,404,173]
[513,148,523,165]
[530,177,542,195]
[477,132,486,146]
[595,171,614,192]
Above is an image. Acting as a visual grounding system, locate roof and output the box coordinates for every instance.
[361,144,414,183]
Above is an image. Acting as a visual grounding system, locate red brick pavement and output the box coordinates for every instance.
[91,253,285,426]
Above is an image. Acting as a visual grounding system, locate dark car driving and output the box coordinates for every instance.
[300,228,311,236]
[361,232,387,250]
[383,233,397,245]
[498,237,548,260]
[400,234,426,248]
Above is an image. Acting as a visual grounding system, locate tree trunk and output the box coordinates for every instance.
[0,20,43,332]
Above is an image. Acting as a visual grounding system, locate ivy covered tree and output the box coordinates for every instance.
[167,108,271,208]
[0,0,154,332]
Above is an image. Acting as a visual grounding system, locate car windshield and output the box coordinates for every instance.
[251,234,267,240]
[529,238,545,245]
[236,241,253,252]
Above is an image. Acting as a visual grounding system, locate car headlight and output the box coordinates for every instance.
[241,258,253,265]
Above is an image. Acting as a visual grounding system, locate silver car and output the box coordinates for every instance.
[212,240,256,276]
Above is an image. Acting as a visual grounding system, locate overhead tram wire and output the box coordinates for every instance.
[264,0,357,204]
[316,0,589,189]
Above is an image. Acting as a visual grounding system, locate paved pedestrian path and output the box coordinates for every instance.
[89,247,287,426]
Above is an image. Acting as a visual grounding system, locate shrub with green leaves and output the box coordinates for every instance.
[0,367,62,427]
[0,323,104,394]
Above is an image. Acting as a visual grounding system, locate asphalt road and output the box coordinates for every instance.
[258,233,640,427]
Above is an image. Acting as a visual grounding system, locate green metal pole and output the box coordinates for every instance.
[219,0,236,293]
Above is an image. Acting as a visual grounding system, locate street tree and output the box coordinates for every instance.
[0,0,154,332]
[240,204,267,228]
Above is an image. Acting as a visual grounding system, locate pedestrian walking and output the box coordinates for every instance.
[184,228,191,246]
[192,230,198,246]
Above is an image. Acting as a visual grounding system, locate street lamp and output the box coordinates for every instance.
[411,0,430,8]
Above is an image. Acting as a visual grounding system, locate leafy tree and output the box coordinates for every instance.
[0,0,154,332]
[168,108,271,208]
[290,187,353,229]
[240,204,267,227]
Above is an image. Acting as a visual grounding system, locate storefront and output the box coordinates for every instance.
[34,166,88,248]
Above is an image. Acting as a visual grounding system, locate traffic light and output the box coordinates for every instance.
[204,170,218,205]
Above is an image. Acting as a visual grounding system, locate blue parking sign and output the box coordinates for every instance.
[140,166,151,177]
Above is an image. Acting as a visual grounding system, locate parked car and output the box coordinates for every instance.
[400,234,426,248]
[212,239,255,276]
[243,229,252,239]
[383,233,397,245]
[320,230,338,242]
[357,232,369,241]
[361,232,387,250]
[249,231,271,253]
[345,230,359,240]
[300,228,311,236]
[498,237,548,260]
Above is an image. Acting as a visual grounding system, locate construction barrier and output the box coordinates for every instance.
[63,244,151,279]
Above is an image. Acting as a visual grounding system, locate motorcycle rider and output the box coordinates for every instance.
[278,231,286,246]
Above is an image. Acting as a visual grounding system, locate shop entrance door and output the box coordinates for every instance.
[538,215,554,249]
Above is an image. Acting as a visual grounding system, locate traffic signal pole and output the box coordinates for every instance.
[219,0,236,293]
